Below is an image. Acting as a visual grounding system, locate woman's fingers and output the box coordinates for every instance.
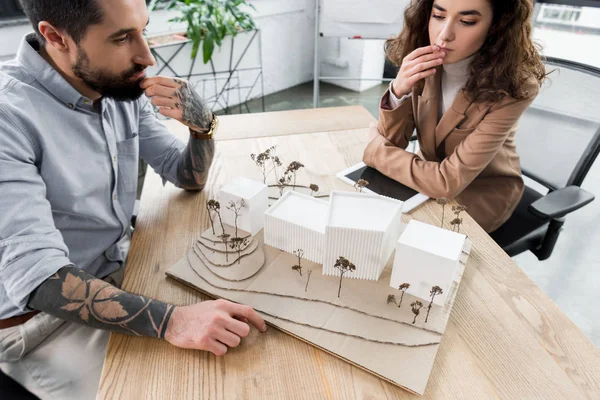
[408,58,444,76]
[405,45,438,61]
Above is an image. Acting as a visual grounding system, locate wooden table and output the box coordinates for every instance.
[97,106,600,399]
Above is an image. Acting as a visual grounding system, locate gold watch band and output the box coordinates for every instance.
[190,114,218,140]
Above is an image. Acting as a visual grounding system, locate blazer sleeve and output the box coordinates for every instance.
[363,84,539,199]
[375,89,416,150]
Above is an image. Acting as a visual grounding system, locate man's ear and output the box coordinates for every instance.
[38,22,71,53]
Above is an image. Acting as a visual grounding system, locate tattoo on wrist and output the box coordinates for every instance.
[173,78,213,131]
[28,266,175,338]
[177,138,215,191]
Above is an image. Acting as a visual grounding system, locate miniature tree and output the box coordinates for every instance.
[309,184,319,197]
[447,204,466,233]
[450,217,463,233]
[410,301,423,324]
[292,249,305,276]
[292,249,312,292]
[207,200,225,235]
[333,256,356,298]
[219,233,231,262]
[398,283,410,308]
[386,283,410,308]
[436,197,450,228]
[226,199,247,239]
[268,147,283,183]
[284,161,305,190]
[425,286,443,323]
[276,176,289,196]
[354,179,369,193]
[229,237,249,264]
[205,199,217,235]
[250,146,275,183]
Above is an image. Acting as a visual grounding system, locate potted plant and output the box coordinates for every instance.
[149,0,256,63]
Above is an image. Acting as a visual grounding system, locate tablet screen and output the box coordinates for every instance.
[345,165,419,202]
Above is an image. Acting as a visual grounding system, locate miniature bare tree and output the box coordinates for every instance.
[229,237,249,264]
[250,146,275,183]
[354,179,369,193]
[207,200,225,235]
[333,256,356,298]
[386,283,410,309]
[205,199,217,235]
[219,233,231,262]
[284,161,305,190]
[410,301,423,324]
[292,249,312,292]
[425,286,443,323]
[226,199,247,239]
[268,147,283,183]
[436,197,450,228]
[309,184,319,197]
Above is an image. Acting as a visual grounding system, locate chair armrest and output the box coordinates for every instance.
[529,186,595,220]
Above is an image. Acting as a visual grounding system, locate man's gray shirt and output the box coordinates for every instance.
[0,34,192,318]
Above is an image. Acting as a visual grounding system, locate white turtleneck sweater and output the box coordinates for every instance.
[388,54,475,120]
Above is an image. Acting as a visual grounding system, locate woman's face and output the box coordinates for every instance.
[428,0,494,64]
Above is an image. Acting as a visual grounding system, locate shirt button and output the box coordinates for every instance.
[67,103,74,109]
[113,156,117,162]
[113,194,117,200]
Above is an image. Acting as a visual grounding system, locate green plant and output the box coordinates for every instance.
[150,0,256,63]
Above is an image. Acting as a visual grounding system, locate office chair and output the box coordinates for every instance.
[490,57,599,260]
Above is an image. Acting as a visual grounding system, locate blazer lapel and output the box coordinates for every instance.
[416,69,441,161]
[435,90,473,148]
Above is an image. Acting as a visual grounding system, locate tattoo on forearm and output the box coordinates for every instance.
[28,266,175,338]
[176,137,215,191]
[173,78,213,131]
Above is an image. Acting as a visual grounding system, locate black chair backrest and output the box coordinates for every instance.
[515,57,600,191]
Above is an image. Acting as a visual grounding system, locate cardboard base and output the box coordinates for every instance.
[167,229,472,395]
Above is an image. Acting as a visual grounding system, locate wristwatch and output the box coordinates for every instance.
[190,114,218,140]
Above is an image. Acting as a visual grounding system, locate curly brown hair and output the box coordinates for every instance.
[385,0,547,103]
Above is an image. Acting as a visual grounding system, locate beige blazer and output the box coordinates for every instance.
[363,70,540,232]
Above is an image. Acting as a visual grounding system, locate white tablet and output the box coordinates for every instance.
[336,162,429,213]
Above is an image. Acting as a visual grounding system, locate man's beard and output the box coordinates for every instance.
[72,46,146,101]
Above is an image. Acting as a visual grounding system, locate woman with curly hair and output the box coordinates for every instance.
[363,0,547,233]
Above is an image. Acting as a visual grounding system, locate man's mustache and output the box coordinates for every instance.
[123,64,145,79]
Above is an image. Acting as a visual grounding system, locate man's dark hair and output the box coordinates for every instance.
[18,0,104,44]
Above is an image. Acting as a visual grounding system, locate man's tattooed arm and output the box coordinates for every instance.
[28,265,175,338]
[173,78,216,191]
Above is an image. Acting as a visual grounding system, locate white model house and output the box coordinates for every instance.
[263,191,329,263]
[218,177,268,236]
[390,220,466,306]
[322,191,404,281]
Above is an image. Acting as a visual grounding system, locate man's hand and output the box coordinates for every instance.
[164,299,267,356]
[141,77,213,132]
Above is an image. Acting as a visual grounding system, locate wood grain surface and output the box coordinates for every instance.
[97,107,600,400]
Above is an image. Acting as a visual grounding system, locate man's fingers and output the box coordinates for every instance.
[151,96,182,109]
[140,76,180,89]
[144,85,178,99]
[215,329,242,348]
[157,107,181,120]
[405,45,438,61]
[226,318,251,338]
[225,302,267,332]
[207,339,228,356]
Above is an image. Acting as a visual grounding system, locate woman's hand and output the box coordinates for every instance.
[392,45,446,97]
